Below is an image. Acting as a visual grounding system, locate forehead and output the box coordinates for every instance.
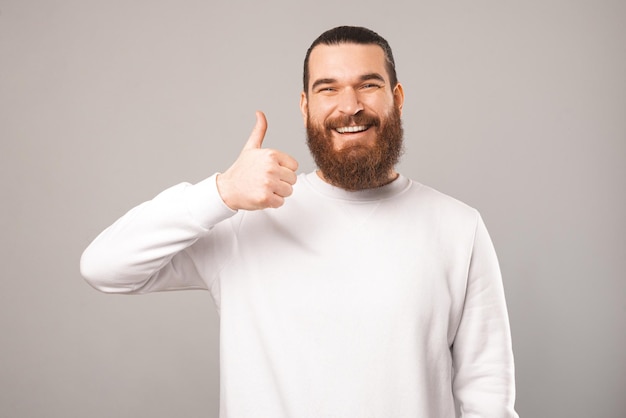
[308,43,389,83]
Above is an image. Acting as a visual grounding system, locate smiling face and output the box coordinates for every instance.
[300,43,405,190]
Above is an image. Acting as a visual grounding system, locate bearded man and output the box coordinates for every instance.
[81,26,519,417]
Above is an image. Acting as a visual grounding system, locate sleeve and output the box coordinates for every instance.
[80,174,237,294]
[451,214,519,417]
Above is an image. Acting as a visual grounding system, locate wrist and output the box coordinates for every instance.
[216,173,237,211]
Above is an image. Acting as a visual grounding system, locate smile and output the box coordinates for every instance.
[335,125,369,134]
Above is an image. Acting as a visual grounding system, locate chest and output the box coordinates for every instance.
[219,204,470,340]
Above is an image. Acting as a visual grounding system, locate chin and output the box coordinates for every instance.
[336,143,372,156]
[332,137,376,152]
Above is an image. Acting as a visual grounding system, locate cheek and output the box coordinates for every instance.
[307,99,336,119]
[307,110,329,128]
[369,97,395,114]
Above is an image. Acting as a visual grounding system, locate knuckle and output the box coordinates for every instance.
[263,149,278,160]
[261,178,274,190]
[267,148,280,160]
[263,166,276,176]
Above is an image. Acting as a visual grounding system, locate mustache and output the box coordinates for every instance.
[324,113,380,130]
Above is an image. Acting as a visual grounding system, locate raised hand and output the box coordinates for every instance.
[216,111,299,211]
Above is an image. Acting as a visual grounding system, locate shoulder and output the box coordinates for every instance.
[407,179,478,216]
[395,179,482,242]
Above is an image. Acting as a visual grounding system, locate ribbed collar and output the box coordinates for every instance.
[303,171,411,202]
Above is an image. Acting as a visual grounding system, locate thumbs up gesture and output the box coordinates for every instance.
[217,111,299,211]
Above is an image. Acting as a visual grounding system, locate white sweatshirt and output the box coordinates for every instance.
[81,172,518,418]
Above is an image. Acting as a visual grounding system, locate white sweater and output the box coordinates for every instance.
[81,172,518,418]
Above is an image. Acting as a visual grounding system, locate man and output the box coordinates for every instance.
[81,26,518,417]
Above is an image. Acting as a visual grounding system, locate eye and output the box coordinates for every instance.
[361,83,382,90]
[316,86,337,94]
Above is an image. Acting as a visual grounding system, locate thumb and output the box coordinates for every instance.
[243,111,268,150]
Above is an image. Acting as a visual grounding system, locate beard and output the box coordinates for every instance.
[306,106,404,191]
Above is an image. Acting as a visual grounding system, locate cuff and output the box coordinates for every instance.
[183,173,237,230]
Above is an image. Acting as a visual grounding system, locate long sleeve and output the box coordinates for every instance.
[80,174,236,294]
[452,215,518,417]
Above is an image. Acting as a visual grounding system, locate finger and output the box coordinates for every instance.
[276,152,299,172]
[278,166,298,186]
[267,194,285,209]
[243,111,268,151]
[272,179,294,199]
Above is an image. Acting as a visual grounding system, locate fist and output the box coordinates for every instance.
[217,111,299,211]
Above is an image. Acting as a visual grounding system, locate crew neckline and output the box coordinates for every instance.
[303,171,411,202]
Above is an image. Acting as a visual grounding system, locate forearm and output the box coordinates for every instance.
[80,174,236,293]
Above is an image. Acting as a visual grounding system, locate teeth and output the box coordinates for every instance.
[336,125,368,134]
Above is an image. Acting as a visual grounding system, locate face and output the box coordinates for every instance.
[300,43,405,190]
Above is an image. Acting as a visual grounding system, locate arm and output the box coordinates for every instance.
[452,215,519,417]
[80,175,236,294]
[80,111,298,294]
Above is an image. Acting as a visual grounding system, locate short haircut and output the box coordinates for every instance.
[303,26,398,94]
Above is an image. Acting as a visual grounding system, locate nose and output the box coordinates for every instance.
[337,88,363,115]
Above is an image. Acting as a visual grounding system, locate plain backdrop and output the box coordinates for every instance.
[1,0,624,417]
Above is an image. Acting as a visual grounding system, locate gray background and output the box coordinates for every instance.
[1,0,624,417]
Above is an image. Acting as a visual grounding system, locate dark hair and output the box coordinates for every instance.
[303,26,398,94]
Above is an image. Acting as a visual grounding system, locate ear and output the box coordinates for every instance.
[299,91,308,127]
[393,83,405,115]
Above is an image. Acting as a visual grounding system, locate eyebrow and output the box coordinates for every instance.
[311,73,386,91]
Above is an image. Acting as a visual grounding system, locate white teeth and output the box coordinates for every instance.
[336,125,368,134]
